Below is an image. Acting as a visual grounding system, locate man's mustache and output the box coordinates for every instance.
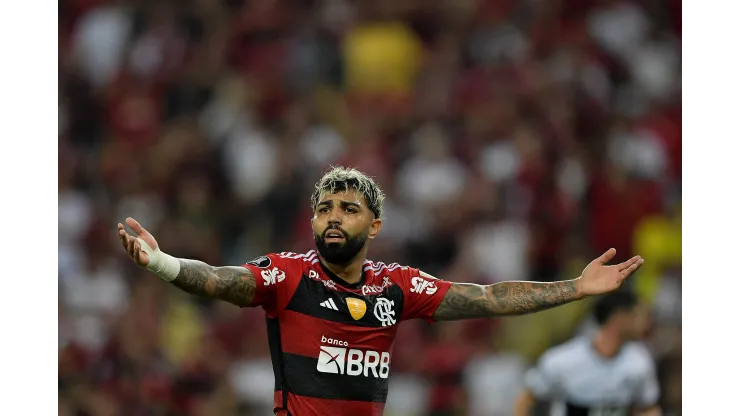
[322,226,349,239]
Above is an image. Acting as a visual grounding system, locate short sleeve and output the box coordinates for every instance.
[524,351,560,399]
[635,353,661,407]
[241,254,302,317]
[398,267,453,322]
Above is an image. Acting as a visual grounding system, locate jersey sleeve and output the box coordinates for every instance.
[397,267,453,322]
[635,350,661,407]
[524,350,560,399]
[241,253,303,317]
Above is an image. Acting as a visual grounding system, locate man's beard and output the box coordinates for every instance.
[314,226,368,266]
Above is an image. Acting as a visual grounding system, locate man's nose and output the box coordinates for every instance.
[327,207,342,223]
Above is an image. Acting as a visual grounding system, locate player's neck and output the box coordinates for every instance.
[592,328,624,359]
[319,254,366,285]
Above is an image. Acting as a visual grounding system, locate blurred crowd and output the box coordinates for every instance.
[58,0,682,415]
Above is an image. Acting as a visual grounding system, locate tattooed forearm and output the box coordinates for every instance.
[433,280,581,321]
[171,259,256,307]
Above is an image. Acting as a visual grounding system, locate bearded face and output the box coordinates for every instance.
[311,189,381,266]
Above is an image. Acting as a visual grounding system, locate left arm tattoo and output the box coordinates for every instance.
[432,280,582,321]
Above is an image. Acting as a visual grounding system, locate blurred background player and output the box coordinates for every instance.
[514,289,660,416]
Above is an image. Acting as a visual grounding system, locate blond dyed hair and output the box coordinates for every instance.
[310,166,385,219]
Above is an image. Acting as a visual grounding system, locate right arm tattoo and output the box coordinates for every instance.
[171,259,256,307]
[432,280,582,321]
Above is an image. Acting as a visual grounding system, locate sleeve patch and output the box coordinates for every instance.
[247,256,272,268]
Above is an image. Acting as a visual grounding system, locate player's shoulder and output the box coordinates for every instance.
[549,335,589,354]
[273,250,320,263]
[363,259,415,280]
[363,259,449,298]
[540,337,590,366]
[621,341,655,369]
[362,259,427,287]
[246,250,318,275]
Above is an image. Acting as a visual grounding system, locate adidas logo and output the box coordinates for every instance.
[320,298,339,311]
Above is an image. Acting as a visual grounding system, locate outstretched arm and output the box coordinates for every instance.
[433,278,580,321]
[118,217,256,307]
[432,248,644,321]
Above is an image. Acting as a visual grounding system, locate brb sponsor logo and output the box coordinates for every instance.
[317,336,391,379]
[261,267,285,286]
[361,276,392,296]
[410,276,438,295]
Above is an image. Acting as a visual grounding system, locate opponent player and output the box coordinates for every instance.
[514,290,660,416]
[117,166,645,416]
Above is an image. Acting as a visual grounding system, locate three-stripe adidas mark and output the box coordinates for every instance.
[320,298,339,311]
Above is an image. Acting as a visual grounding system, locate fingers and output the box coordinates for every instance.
[118,221,150,265]
[121,228,137,258]
[127,235,137,258]
[621,258,645,277]
[118,223,128,247]
[119,224,135,255]
[125,217,148,237]
[598,248,617,264]
[617,255,643,271]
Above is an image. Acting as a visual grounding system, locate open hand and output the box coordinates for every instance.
[117,217,158,267]
[576,248,644,297]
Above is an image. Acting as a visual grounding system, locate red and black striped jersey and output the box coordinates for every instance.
[241,250,453,416]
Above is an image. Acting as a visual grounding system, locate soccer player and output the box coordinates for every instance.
[117,166,645,416]
[514,290,660,416]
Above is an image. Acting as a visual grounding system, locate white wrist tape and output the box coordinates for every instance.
[137,238,181,282]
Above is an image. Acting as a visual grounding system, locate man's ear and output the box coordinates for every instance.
[368,218,382,239]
